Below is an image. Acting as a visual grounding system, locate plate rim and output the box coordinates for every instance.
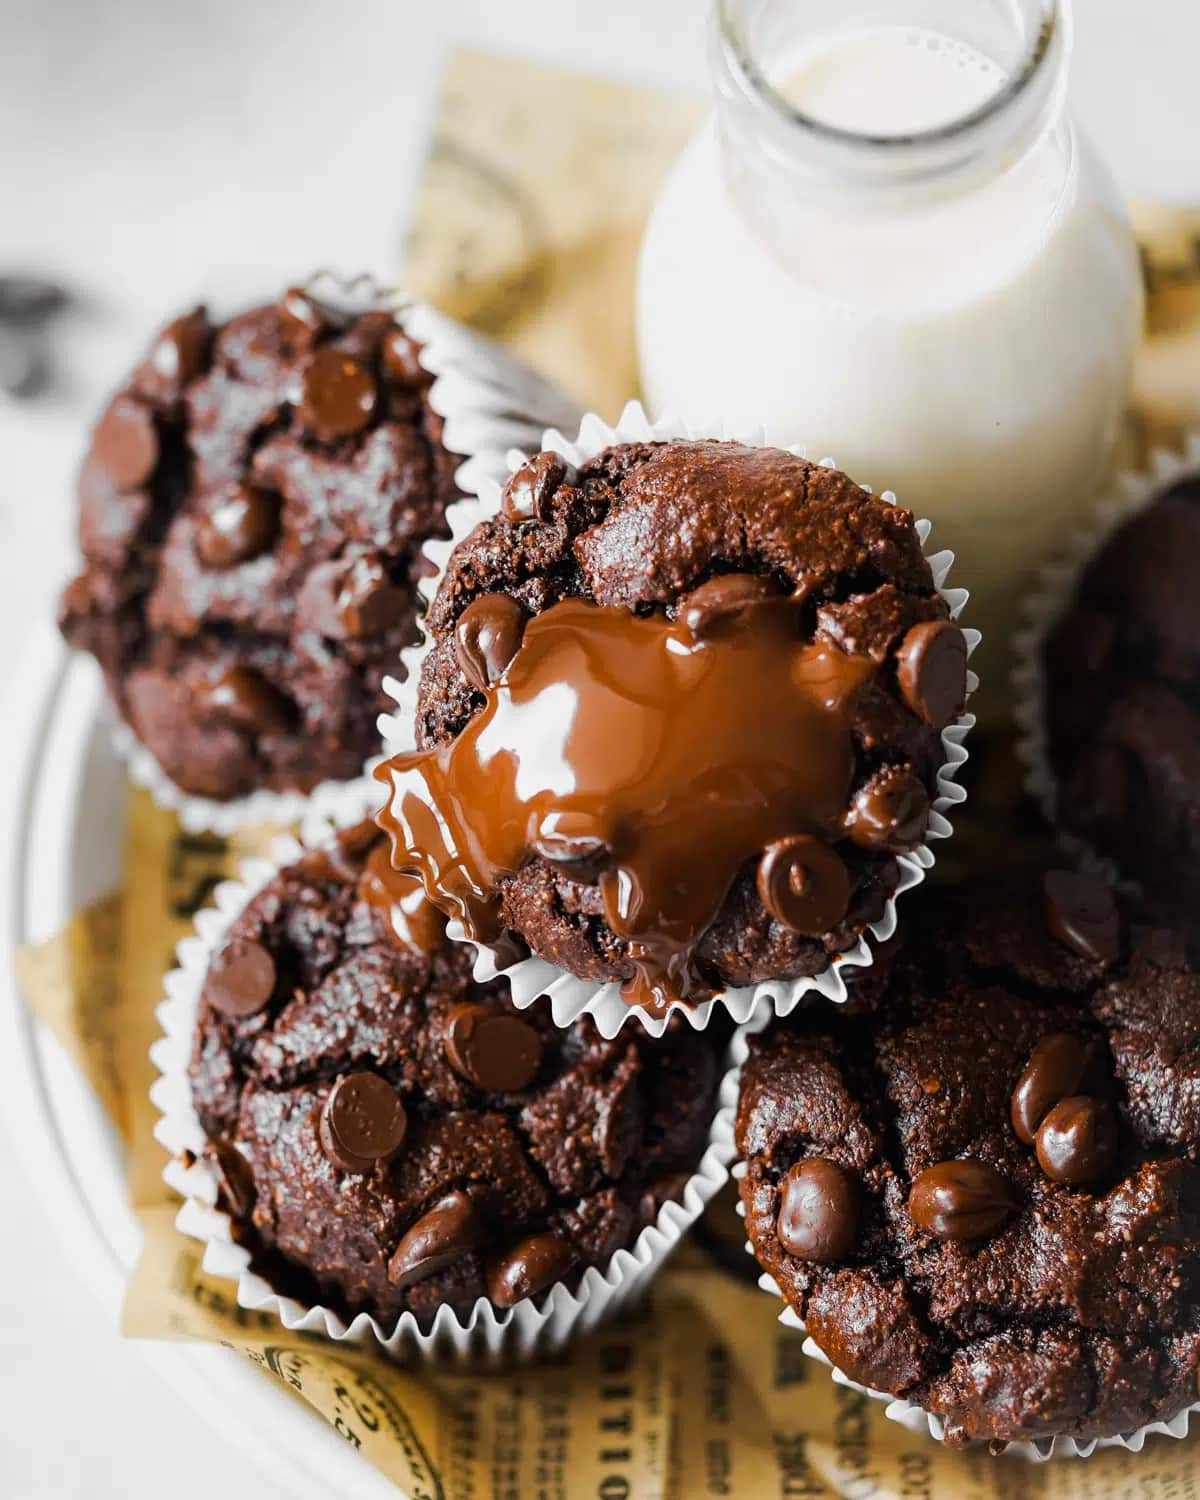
[0,623,402,1500]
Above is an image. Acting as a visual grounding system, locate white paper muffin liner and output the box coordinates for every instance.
[376,401,978,1040]
[1012,430,1200,887]
[149,794,738,1365]
[118,270,582,835]
[718,1016,1200,1460]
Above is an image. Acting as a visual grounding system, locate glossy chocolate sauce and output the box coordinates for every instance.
[376,588,876,1009]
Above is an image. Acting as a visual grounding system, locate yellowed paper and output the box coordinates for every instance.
[406,48,700,420]
[1131,203,1200,457]
[13,892,127,1137]
[13,44,1200,1500]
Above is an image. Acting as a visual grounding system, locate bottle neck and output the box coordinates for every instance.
[711,0,1072,213]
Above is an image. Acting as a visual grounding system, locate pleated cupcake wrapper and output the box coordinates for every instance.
[377,400,978,1040]
[119,270,583,836]
[149,798,738,1365]
[1012,430,1200,887]
[716,1021,1200,1461]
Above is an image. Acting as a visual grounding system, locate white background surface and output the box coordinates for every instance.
[0,2,1196,1496]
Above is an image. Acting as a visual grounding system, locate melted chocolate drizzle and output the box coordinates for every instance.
[376,590,877,1010]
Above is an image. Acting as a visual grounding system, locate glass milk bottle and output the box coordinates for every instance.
[637,0,1143,717]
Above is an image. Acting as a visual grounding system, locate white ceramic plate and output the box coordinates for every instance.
[0,623,401,1500]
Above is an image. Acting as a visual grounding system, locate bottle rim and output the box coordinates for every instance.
[712,0,1070,189]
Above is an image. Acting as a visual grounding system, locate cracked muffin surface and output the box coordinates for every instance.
[389,439,966,1006]
[736,873,1200,1448]
[187,822,725,1329]
[58,287,461,801]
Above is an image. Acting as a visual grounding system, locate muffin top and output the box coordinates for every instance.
[1043,476,1200,922]
[188,821,724,1329]
[59,287,461,801]
[378,439,967,1013]
[736,871,1200,1448]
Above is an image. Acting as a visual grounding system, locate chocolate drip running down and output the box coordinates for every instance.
[376,585,878,1011]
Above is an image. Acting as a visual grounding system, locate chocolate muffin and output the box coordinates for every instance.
[737,871,1200,1449]
[378,439,969,1013]
[58,287,462,802]
[188,821,725,1330]
[1043,476,1200,922]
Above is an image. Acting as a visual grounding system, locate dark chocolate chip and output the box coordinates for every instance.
[1010,1032,1089,1145]
[502,452,577,524]
[209,1140,256,1221]
[388,1190,480,1288]
[299,554,407,641]
[896,619,968,730]
[680,573,779,641]
[194,484,280,568]
[193,667,294,735]
[319,1072,408,1175]
[298,347,377,442]
[454,594,528,692]
[1042,871,1120,966]
[1036,1096,1118,1186]
[909,1160,1015,1242]
[845,765,930,853]
[90,394,158,491]
[134,306,211,404]
[205,938,277,1019]
[530,810,612,882]
[443,1003,543,1092]
[756,834,850,936]
[381,328,426,389]
[777,1158,859,1264]
[486,1231,573,1308]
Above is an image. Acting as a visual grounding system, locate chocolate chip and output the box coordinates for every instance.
[909,1160,1015,1242]
[1036,1096,1118,1186]
[205,938,276,1019]
[530,810,612,882]
[454,594,528,692]
[1042,871,1120,966]
[381,328,426,389]
[680,573,779,641]
[443,1003,543,1092]
[278,286,349,349]
[134,306,211,404]
[756,834,850,936]
[297,347,377,441]
[777,1158,859,1263]
[486,1231,573,1308]
[194,484,280,568]
[299,554,408,641]
[388,1190,480,1288]
[502,452,577,524]
[319,1072,407,1175]
[845,764,930,853]
[1010,1032,1089,1145]
[193,667,295,735]
[895,619,968,730]
[90,394,158,491]
[208,1140,256,1220]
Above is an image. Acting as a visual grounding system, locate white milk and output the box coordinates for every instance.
[638,23,1143,714]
